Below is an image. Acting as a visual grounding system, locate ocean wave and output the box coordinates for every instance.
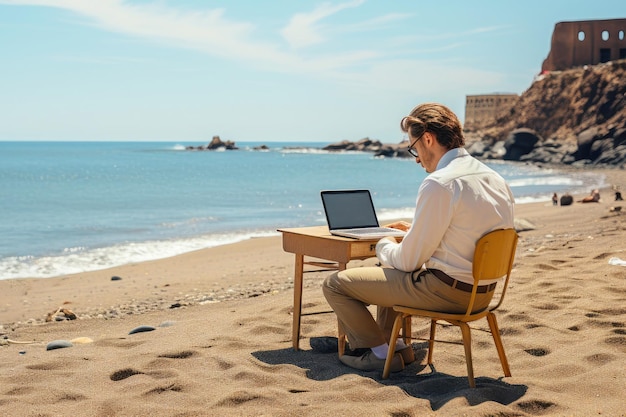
[507,176,584,187]
[514,195,555,204]
[0,230,280,280]
[278,147,333,154]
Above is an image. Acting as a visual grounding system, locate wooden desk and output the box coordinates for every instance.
[278,226,380,351]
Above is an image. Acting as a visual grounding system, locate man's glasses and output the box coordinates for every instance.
[407,135,423,158]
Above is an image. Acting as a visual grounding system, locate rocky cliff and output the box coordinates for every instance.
[467,59,626,168]
[325,59,626,168]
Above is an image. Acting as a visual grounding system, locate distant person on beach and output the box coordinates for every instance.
[614,185,623,201]
[322,103,515,373]
[552,193,558,206]
[579,189,600,203]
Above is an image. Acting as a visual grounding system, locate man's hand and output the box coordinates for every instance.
[383,221,411,232]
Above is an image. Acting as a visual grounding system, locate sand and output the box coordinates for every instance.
[1,168,625,417]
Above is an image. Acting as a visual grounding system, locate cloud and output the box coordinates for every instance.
[280,0,365,49]
[2,0,379,73]
[0,0,509,92]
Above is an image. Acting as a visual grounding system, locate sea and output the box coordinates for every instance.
[0,141,609,280]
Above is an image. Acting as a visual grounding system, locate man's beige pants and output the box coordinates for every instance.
[322,267,494,349]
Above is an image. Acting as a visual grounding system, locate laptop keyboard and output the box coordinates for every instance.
[342,227,400,234]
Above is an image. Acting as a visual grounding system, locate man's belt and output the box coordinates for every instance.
[429,269,496,294]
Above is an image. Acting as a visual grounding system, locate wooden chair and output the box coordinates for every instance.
[382,228,518,387]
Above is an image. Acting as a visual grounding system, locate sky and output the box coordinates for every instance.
[0,1,624,143]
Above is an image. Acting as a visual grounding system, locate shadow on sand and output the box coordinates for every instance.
[252,338,527,411]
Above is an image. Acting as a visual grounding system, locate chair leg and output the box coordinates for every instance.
[427,319,437,364]
[337,321,346,357]
[382,314,405,379]
[458,322,475,388]
[402,316,412,345]
[487,312,511,377]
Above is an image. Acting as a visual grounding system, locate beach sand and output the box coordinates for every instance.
[1,168,625,417]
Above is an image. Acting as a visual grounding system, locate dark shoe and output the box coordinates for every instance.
[344,347,369,357]
[339,350,404,373]
[396,346,415,365]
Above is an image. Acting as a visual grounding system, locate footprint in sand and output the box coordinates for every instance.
[597,307,626,316]
[534,263,559,271]
[215,392,263,407]
[250,323,290,336]
[585,352,616,365]
[4,386,35,396]
[606,285,626,295]
[212,357,236,371]
[505,313,532,322]
[26,361,70,371]
[95,338,145,349]
[517,400,557,415]
[499,326,522,336]
[524,347,550,357]
[604,335,626,351]
[110,348,199,382]
[531,302,561,311]
[143,383,184,396]
[110,368,144,381]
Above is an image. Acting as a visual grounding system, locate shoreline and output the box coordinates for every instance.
[1,163,619,281]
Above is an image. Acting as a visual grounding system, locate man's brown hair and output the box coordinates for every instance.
[400,103,465,149]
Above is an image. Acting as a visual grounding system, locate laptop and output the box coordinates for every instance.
[320,190,407,240]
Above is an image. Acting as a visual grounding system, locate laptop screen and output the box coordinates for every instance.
[321,190,380,230]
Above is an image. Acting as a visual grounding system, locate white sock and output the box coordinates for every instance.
[395,338,408,351]
[370,343,389,359]
[371,339,409,359]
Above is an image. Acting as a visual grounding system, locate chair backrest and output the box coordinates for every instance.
[465,228,518,316]
[473,228,518,281]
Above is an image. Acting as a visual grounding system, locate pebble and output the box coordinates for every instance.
[46,340,73,351]
[111,276,122,281]
[5,275,310,330]
[128,325,156,335]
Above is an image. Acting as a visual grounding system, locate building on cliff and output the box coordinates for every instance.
[464,18,625,131]
[463,93,518,131]
[541,18,626,72]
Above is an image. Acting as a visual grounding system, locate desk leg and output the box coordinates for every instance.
[336,262,347,356]
[292,253,304,351]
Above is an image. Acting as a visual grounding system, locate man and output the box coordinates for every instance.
[322,103,515,372]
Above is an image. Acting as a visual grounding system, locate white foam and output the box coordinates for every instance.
[0,230,279,280]
[514,195,554,204]
[507,176,583,187]
[279,147,333,154]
